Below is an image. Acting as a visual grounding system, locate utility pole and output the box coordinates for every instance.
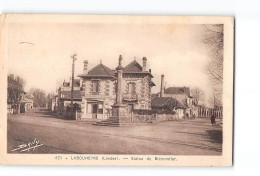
[71,53,77,119]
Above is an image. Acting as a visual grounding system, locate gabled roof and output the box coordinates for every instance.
[123,60,143,73]
[123,60,153,78]
[78,63,115,78]
[151,97,186,109]
[164,87,190,95]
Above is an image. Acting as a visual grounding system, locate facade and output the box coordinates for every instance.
[57,79,82,115]
[48,95,58,112]
[20,93,34,113]
[78,56,155,120]
[151,96,186,119]
[156,74,195,117]
[164,87,193,107]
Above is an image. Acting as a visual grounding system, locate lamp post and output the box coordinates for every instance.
[71,53,77,119]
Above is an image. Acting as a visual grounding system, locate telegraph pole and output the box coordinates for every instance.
[71,53,77,119]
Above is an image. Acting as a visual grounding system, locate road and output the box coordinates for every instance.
[7,109,222,155]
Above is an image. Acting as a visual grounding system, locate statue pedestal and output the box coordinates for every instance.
[111,103,130,123]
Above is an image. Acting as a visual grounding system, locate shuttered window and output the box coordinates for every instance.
[92,80,99,93]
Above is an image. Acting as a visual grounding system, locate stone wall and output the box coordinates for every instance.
[132,113,179,123]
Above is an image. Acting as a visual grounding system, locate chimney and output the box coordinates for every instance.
[142,57,147,72]
[83,60,88,74]
[160,74,165,97]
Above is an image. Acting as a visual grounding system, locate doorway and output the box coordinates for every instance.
[92,103,98,119]
[127,104,133,122]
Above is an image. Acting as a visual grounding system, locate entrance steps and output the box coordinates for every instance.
[93,117,120,127]
[93,117,135,127]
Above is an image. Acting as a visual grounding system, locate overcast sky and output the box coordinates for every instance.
[7,18,214,101]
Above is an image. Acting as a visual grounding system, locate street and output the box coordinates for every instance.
[7,109,222,155]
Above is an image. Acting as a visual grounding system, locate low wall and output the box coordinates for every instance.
[133,113,179,123]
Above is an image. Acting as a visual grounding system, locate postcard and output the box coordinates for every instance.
[0,14,234,166]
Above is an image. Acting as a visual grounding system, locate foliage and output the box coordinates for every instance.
[28,88,47,107]
[66,103,81,113]
[7,75,25,111]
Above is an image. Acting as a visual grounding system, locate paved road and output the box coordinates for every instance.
[7,109,222,155]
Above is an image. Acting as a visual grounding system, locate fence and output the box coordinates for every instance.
[197,107,223,118]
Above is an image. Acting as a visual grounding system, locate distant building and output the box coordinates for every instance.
[48,95,58,112]
[153,75,195,118]
[151,97,186,118]
[57,79,82,115]
[20,93,34,113]
[78,57,155,120]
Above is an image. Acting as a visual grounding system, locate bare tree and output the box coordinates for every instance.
[208,92,222,108]
[203,24,224,104]
[191,88,204,105]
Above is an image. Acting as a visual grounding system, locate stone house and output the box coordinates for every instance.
[57,79,82,114]
[156,74,195,117]
[78,56,155,120]
[20,93,34,113]
[48,95,58,112]
[151,97,186,119]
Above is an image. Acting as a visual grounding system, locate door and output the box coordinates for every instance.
[20,103,25,113]
[92,104,98,119]
[127,104,133,122]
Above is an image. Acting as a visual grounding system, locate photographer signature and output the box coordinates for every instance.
[11,138,43,152]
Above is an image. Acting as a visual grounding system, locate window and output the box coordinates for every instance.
[128,82,135,94]
[92,80,99,93]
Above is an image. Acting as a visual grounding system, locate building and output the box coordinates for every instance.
[20,93,34,113]
[78,56,155,120]
[153,74,195,118]
[57,79,82,115]
[48,95,58,112]
[151,97,186,119]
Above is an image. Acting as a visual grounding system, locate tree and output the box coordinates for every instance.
[7,75,25,114]
[208,92,222,108]
[203,24,224,105]
[28,88,47,107]
[191,88,204,105]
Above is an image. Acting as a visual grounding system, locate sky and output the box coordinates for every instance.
[7,17,214,102]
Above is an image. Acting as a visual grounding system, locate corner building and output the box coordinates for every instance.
[78,56,155,120]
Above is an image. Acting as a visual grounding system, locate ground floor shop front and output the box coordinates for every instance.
[81,98,137,120]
